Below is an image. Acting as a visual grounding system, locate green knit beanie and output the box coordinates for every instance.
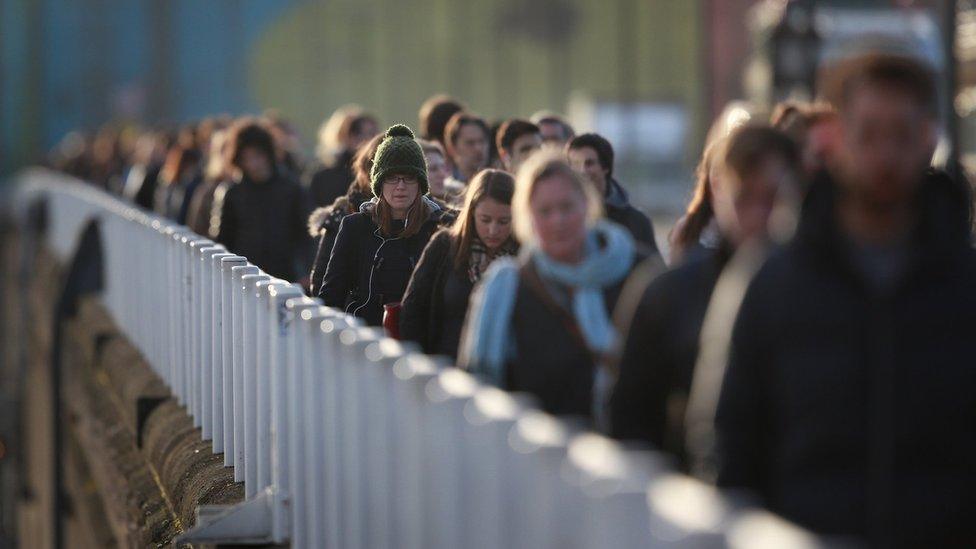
[370,124,429,197]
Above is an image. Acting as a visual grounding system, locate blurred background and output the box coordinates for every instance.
[0,0,969,218]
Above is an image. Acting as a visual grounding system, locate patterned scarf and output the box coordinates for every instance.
[468,238,519,283]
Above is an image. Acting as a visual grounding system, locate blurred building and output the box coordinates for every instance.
[0,0,707,190]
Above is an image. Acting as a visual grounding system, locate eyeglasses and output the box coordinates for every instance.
[384,175,419,186]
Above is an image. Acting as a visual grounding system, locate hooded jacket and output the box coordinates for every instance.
[306,188,373,295]
[604,177,660,255]
[714,169,976,547]
[317,197,455,326]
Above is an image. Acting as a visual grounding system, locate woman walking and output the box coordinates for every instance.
[459,152,643,421]
[400,169,518,359]
[318,124,454,325]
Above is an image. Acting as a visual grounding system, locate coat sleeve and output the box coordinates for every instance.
[214,186,237,251]
[609,277,674,447]
[714,279,770,493]
[309,229,338,297]
[318,214,358,309]
[293,185,315,282]
[399,233,450,352]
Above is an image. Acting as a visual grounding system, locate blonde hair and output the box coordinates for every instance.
[512,150,603,247]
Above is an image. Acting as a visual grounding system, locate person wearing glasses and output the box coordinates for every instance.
[318,124,455,326]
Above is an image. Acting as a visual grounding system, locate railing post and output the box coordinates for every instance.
[241,273,271,495]
[265,282,304,544]
[423,369,481,549]
[184,238,212,412]
[334,325,385,549]
[282,296,322,548]
[231,267,259,475]
[459,387,534,549]
[315,312,360,549]
[360,338,420,549]
[209,252,238,454]
[388,354,445,549]
[219,257,248,466]
[562,434,663,549]
[197,245,226,439]
[506,411,579,549]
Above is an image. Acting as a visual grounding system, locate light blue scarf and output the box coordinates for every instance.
[459,221,635,385]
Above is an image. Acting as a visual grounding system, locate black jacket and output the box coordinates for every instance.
[610,245,731,466]
[303,150,355,208]
[502,250,644,420]
[715,171,976,547]
[214,173,312,282]
[399,230,490,359]
[605,178,660,256]
[306,189,373,296]
[318,200,455,326]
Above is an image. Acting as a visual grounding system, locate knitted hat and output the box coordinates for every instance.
[370,124,429,197]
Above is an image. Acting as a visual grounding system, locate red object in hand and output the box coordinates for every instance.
[383,302,402,339]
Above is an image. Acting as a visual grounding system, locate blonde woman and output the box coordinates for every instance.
[459,152,643,421]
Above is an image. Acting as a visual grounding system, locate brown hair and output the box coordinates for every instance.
[771,100,838,144]
[374,194,428,239]
[723,126,801,181]
[512,151,603,247]
[451,169,516,270]
[496,119,540,155]
[349,134,385,195]
[820,53,937,117]
[419,95,465,147]
[445,112,489,157]
[669,137,726,256]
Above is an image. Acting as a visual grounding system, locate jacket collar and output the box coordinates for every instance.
[793,168,972,287]
[604,177,631,210]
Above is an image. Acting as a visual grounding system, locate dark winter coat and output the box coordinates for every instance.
[214,173,312,282]
[605,178,660,256]
[318,199,455,326]
[304,149,355,208]
[715,170,976,547]
[399,230,487,359]
[502,251,643,419]
[306,188,374,296]
[610,245,731,466]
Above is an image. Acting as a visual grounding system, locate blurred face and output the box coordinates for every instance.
[529,175,589,263]
[713,156,791,245]
[803,118,841,177]
[239,146,272,182]
[568,146,609,195]
[505,133,542,173]
[473,197,513,251]
[425,151,450,197]
[837,85,934,211]
[539,121,569,147]
[453,123,489,176]
[350,120,379,150]
[382,173,420,214]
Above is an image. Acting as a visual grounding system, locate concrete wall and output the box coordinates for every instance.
[1,224,245,547]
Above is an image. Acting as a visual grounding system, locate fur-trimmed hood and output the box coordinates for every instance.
[306,190,372,237]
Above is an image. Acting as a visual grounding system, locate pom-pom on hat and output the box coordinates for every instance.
[370,124,429,197]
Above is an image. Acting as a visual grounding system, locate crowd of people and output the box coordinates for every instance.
[48,52,976,547]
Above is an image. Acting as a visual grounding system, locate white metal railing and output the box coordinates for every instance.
[13,169,821,548]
